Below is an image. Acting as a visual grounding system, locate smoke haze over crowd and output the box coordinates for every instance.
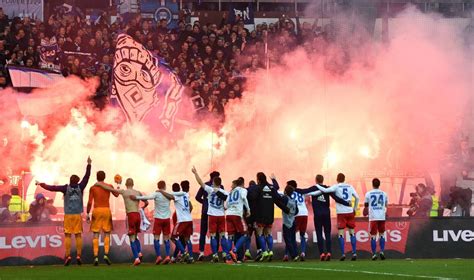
[0,7,472,203]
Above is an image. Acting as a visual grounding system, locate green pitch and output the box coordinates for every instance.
[0,259,473,280]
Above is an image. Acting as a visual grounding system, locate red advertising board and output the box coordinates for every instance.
[0,218,411,262]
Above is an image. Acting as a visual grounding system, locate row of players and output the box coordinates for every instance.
[36,157,388,266]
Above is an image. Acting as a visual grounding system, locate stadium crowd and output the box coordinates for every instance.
[0,6,324,116]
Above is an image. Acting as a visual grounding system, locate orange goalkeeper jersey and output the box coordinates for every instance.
[87,183,117,211]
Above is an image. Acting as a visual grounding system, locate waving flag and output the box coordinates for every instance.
[111,34,183,132]
[39,38,61,73]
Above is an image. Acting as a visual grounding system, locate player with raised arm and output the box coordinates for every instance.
[36,157,91,266]
[95,178,148,266]
[86,171,120,266]
[195,171,221,261]
[162,181,195,263]
[226,177,250,263]
[191,166,231,263]
[363,178,388,261]
[132,180,173,265]
[314,173,359,261]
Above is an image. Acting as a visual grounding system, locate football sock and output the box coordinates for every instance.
[371,237,377,254]
[300,233,307,253]
[380,236,386,252]
[350,234,357,254]
[245,235,251,251]
[65,235,72,257]
[131,239,138,259]
[187,240,193,255]
[154,239,160,256]
[165,240,171,256]
[104,235,110,255]
[234,235,247,252]
[135,239,142,253]
[257,235,267,252]
[266,235,273,251]
[175,239,186,254]
[338,235,345,255]
[92,237,99,257]
[210,236,218,254]
[221,236,230,254]
[75,235,82,257]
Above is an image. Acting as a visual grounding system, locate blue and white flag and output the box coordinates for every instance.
[111,34,183,132]
[39,38,61,73]
[140,0,180,29]
[61,51,98,74]
[8,65,64,90]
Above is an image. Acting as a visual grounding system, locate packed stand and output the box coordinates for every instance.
[0,6,327,115]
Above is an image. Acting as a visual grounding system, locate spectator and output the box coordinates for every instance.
[0,194,13,223]
[445,186,472,217]
[28,193,57,223]
[410,184,433,218]
[8,187,28,221]
[0,8,9,33]
[457,137,474,178]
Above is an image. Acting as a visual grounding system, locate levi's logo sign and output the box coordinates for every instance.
[433,230,474,242]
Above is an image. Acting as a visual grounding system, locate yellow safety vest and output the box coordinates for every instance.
[430,195,439,217]
[8,195,29,222]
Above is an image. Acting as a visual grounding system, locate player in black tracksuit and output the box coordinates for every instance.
[244,180,260,259]
[295,174,350,261]
[248,172,289,261]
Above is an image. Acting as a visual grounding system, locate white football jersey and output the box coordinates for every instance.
[204,185,228,216]
[172,192,192,223]
[290,192,313,217]
[364,189,388,221]
[317,183,359,214]
[136,191,171,219]
[226,187,249,217]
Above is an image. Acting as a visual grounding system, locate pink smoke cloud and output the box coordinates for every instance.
[0,7,471,214]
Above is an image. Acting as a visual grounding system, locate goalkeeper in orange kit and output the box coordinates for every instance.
[86,170,119,266]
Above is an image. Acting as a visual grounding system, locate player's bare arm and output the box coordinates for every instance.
[191,166,205,187]
[243,198,251,217]
[352,191,360,212]
[363,202,369,216]
[139,192,149,208]
[95,181,122,196]
[86,189,94,223]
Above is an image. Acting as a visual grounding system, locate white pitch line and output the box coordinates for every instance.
[245,264,458,280]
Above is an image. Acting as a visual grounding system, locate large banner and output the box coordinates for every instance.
[0,0,44,20]
[1,218,472,265]
[111,34,183,132]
